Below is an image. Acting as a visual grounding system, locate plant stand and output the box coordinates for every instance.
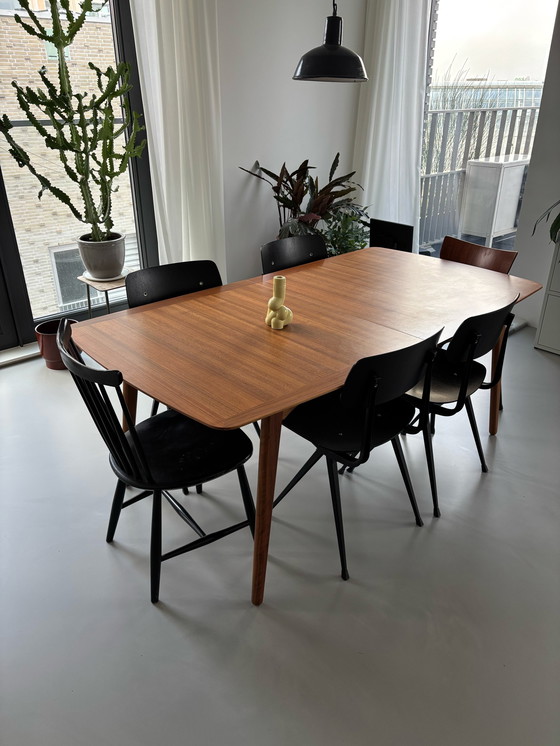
[77,272,128,318]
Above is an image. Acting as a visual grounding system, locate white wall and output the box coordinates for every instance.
[512,3,560,326]
[216,0,367,282]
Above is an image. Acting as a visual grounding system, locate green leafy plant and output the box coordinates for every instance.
[240,153,369,254]
[321,206,370,255]
[0,0,146,242]
[533,199,560,243]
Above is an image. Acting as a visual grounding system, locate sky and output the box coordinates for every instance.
[432,0,558,83]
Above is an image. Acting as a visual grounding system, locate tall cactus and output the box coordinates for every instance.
[0,0,146,242]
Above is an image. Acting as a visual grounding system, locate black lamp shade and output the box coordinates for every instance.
[293,14,367,82]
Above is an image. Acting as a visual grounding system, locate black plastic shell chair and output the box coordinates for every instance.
[405,295,519,518]
[126,259,223,308]
[260,235,328,274]
[57,319,255,603]
[369,218,414,252]
[273,330,442,580]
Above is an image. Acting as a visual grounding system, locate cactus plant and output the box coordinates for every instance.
[0,0,146,245]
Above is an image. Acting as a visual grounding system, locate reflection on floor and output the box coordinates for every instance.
[1,327,559,746]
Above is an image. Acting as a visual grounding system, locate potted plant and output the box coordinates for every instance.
[0,0,146,280]
[534,200,560,243]
[240,153,369,255]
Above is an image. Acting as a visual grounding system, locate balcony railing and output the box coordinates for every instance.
[419,105,539,248]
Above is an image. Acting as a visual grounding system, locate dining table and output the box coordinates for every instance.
[71,247,542,605]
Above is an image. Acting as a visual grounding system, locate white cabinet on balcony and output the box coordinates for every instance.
[459,155,529,246]
[535,240,560,355]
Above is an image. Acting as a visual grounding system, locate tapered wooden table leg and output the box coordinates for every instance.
[489,328,505,435]
[122,382,138,431]
[252,411,283,606]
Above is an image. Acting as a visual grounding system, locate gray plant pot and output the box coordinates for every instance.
[77,232,126,280]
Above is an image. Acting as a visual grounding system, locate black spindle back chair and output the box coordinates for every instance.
[57,319,256,603]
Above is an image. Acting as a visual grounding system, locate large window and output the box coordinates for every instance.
[419,0,557,252]
[0,0,155,350]
[0,4,139,318]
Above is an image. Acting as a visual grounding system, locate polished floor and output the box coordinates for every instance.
[1,326,559,746]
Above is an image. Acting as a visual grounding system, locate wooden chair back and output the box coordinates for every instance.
[440,236,518,274]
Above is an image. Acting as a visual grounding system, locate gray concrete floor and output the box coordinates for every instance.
[1,326,559,746]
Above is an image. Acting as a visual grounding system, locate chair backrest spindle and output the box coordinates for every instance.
[57,319,153,484]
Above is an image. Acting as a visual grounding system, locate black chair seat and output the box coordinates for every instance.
[111,409,253,491]
[284,393,417,457]
[407,355,486,404]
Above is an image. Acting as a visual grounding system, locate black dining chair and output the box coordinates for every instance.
[260,235,328,274]
[369,218,414,252]
[126,259,223,309]
[126,260,223,416]
[273,330,442,580]
[126,260,262,437]
[57,319,256,603]
[405,295,519,518]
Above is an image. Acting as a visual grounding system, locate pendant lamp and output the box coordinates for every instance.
[293,1,368,82]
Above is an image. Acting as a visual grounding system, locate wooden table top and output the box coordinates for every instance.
[72,248,542,430]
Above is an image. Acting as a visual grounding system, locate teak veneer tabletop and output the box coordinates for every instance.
[72,247,542,605]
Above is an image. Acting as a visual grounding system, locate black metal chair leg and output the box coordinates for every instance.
[430,411,436,435]
[421,422,440,517]
[326,457,349,580]
[465,396,488,472]
[183,484,203,495]
[273,449,323,507]
[150,490,162,603]
[390,437,424,526]
[338,452,358,475]
[237,465,256,537]
[106,479,127,542]
[150,399,160,416]
[253,421,261,437]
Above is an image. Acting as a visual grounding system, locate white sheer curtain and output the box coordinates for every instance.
[353,0,432,252]
[129,0,226,272]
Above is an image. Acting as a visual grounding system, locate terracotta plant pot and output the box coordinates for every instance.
[35,318,76,370]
